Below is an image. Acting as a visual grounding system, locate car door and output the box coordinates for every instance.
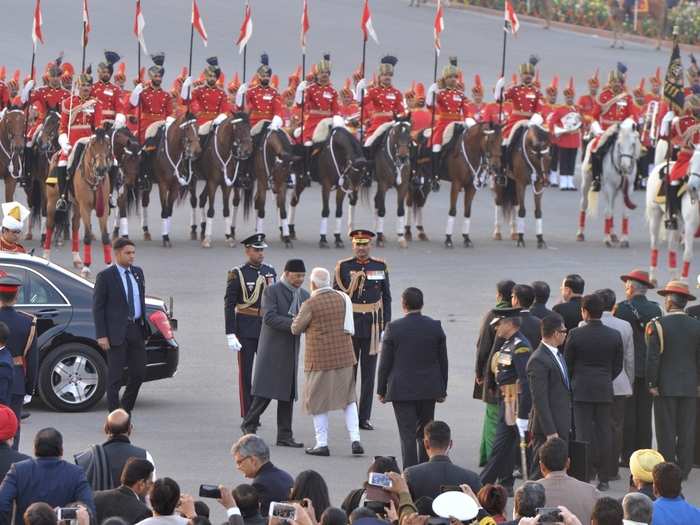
[0,263,73,345]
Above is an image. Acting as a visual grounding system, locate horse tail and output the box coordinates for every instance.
[243,185,253,220]
[125,184,138,216]
[587,189,599,218]
[502,175,517,214]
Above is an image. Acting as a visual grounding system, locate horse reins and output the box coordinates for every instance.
[458,126,483,187]
[163,118,197,186]
[329,127,357,195]
[521,126,549,196]
[384,122,410,186]
[0,110,25,179]
[214,117,247,188]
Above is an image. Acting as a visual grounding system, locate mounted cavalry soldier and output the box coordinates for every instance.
[0,68,10,111]
[91,51,126,129]
[225,233,277,422]
[543,76,560,187]
[426,57,473,178]
[235,54,284,133]
[658,86,700,230]
[181,57,233,127]
[585,62,638,191]
[578,69,601,153]
[128,53,174,146]
[549,78,582,191]
[54,67,104,210]
[334,229,391,431]
[22,56,70,120]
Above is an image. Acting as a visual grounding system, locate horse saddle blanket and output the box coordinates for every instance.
[250,119,270,137]
[198,120,215,136]
[502,119,529,146]
[363,122,393,148]
[311,117,334,144]
[67,137,91,168]
[144,120,165,141]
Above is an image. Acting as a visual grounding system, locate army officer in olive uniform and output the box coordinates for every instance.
[334,230,391,431]
[225,234,277,419]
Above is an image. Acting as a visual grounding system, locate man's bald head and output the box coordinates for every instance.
[104,409,132,436]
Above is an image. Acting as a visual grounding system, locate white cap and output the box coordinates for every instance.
[1,202,30,230]
[432,491,479,521]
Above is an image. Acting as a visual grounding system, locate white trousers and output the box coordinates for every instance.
[312,402,361,447]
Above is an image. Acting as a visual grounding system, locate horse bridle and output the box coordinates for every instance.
[0,110,25,179]
[522,126,550,195]
[329,127,362,194]
[38,111,60,157]
[81,135,113,190]
[262,128,294,188]
[384,121,411,186]
[611,136,638,183]
[163,118,198,186]
[215,117,251,188]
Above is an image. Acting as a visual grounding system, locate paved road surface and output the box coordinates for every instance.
[3,0,697,521]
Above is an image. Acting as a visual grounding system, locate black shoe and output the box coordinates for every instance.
[277,438,304,448]
[359,420,374,431]
[352,441,364,455]
[597,481,610,491]
[240,424,256,435]
[305,446,330,457]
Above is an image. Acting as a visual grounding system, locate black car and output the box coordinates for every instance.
[0,253,179,412]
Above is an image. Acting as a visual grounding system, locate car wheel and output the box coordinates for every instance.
[38,343,107,412]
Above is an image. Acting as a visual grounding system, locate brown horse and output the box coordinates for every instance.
[192,112,253,248]
[438,121,503,248]
[495,124,551,248]
[291,122,368,248]
[26,110,60,242]
[0,109,27,204]
[141,113,202,247]
[251,126,300,248]
[109,126,142,240]
[372,119,412,248]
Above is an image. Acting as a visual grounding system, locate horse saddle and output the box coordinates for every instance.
[198,121,217,151]
[67,138,91,176]
[503,125,528,170]
[143,123,166,153]
[654,172,688,206]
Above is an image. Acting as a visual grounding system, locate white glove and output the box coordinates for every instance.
[354,78,367,103]
[554,125,566,137]
[213,113,228,125]
[590,120,603,137]
[515,418,529,437]
[113,113,126,129]
[494,77,506,101]
[129,83,144,107]
[332,115,345,129]
[180,76,193,100]
[227,333,242,352]
[58,133,71,155]
[294,80,308,105]
[20,80,34,104]
[234,82,248,108]
[464,117,477,128]
[269,115,284,130]
[426,82,438,107]
[529,113,544,128]
[165,116,175,127]
[660,110,675,137]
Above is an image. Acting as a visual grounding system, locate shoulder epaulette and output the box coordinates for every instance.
[514,346,530,354]
[227,267,241,282]
[338,256,354,264]
[513,337,522,345]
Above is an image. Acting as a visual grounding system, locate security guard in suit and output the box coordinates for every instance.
[225,234,277,421]
[645,280,700,479]
[334,230,391,430]
[480,307,532,493]
[0,272,38,450]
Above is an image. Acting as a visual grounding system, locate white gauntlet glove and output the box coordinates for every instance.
[20,80,34,104]
[227,334,243,352]
[58,133,71,155]
[516,418,529,437]
[354,79,367,103]
[494,77,506,101]
[294,80,308,105]
[234,82,248,108]
[180,76,193,100]
[130,83,145,107]
[426,83,438,107]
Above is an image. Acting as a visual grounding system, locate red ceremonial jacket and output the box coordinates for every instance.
[364,85,405,137]
[91,81,123,123]
[576,94,599,137]
[0,82,10,110]
[503,83,542,137]
[427,88,470,146]
[130,86,174,142]
[245,85,283,127]
[190,85,233,125]
[593,88,637,129]
[59,95,104,144]
[410,107,431,133]
[664,114,700,182]
[299,82,339,142]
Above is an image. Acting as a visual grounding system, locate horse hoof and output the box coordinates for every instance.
[284,238,293,249]
[444,238,454,249]
[517,235,525,248]
[493,232,502,241]
[610,234,619,243]
[405,229,413,242]
[335,240,344,249]
[620,240,630,248]
[73,260,83,270]
[576,233,585,242]
[537,239,547,249]
[190,230,197,241]
[200,228,206,242]
[25,233,33,241]
[605,240,613,248]
[226,236,237,248]
[289,226,297,240]
[202,238,211,249]
[418,231,429,241]
[463,236,473,248]
[80,266,91,279]
[143,231,152,242]
[162,237,172,248]
[398,237,408,249]
[319,239,329,249]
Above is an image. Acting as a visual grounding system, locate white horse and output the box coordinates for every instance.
[645,145,700,283]
[577,118,641,247]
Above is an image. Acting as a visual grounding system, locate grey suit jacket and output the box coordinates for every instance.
[579,312,634,396]
[252,281,309,401]
[539,471,599,525]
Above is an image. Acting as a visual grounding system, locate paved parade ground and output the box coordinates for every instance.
[3,0,699,520]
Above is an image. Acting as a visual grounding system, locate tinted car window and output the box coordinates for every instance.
[0,265,28,304]
[26,271,66,305]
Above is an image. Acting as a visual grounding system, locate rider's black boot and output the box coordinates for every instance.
[665,183,680,230]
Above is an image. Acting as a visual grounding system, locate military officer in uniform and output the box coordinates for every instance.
[91,51,126,128]
[614,269,662,464]
[480,307,532,494]
[0,272,38,450]
[225,234,277,421]
[334,230,391,431]
[181,57,233,127]
[129,53,175,145]
[645,280,700,480]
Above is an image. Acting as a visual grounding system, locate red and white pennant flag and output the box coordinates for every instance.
[434,0,444,54]
[361,0,379,44]
[134,0,148,54]
[301,0,310,51]
[32,0,43,49]
[236,2,253,54]
[191,0,208,46]
[82,0,91,47]
[505,0,520,35]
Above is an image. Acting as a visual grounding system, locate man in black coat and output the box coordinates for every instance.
[526,314,571,479]
[94,457,153,524]
[93,238,147,413]
[553,274,585,330]
[511,284,542,349]
[377,287,448,469]
[564,294,623,491]
[404,421,481,501]
[0,407,29,482]
[531,281,554,319]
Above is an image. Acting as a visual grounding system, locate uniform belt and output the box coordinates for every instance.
[372,111,394,118]
[250,111,272,118]
[308,109,332,116]
[142,112,165,118]
[235,306,260,316]
[102,110,116,116]
[512,110,534,117]
[71,124,92,130]
[352,302,382,314]
[601,118,621,126]
[12,356,24,366]
[437,113,463,120]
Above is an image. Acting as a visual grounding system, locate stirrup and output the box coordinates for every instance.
[56,197,68,211]
[431,177,440,193]
[495,174,507,187]
[592,179,601,192]
[664,217,678,230]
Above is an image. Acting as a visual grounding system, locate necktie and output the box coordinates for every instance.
[556,351,570,388]
[125,268,136,320]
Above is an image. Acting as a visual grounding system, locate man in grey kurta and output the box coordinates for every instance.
[241,259,309,448]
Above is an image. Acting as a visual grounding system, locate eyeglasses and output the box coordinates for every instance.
[235,455,252,467]
[556,328,568,334]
